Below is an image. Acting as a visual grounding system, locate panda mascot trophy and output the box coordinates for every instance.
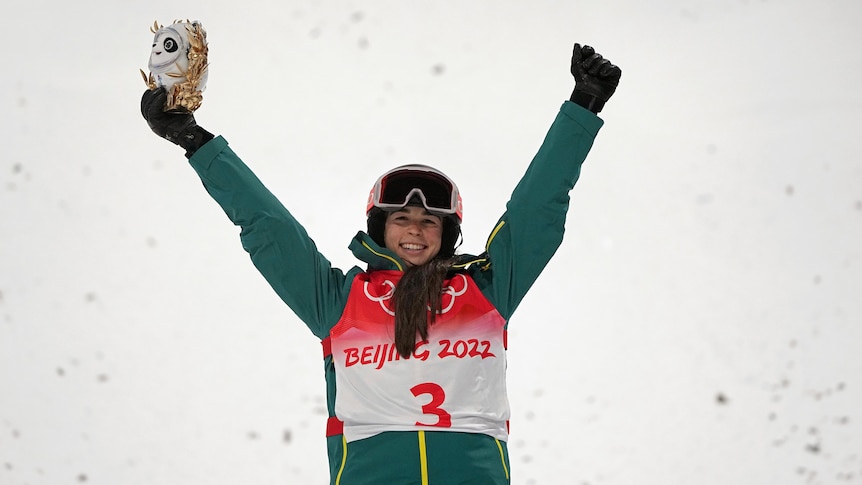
[141,20,208,112]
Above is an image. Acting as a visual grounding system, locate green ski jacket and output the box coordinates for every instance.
[187,101,603,484]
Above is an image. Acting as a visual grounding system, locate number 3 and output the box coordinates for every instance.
[410,382,452,428]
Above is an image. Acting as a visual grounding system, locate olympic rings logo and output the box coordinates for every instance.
[363,274,469,316]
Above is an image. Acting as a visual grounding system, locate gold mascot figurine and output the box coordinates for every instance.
[141,20,208,112]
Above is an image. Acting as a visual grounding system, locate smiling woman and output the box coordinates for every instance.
[140,42,621,485]
[384,207,443,268]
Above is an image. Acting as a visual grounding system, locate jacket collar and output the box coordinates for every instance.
[348,231,488,273]
[348,231,406,272]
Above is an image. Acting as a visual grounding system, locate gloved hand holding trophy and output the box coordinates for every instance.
[140,20,214,157]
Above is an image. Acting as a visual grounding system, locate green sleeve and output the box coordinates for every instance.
[188,137,355,338]
[474,101,604,320]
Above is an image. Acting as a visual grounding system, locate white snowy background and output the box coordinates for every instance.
[1,0,860,484]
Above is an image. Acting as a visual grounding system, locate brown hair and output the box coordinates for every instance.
[392,257,455,358]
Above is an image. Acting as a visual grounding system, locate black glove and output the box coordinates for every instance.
[570,44,622,114]
[141,88,214,158]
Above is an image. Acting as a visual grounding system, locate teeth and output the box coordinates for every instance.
[401,243,424,250]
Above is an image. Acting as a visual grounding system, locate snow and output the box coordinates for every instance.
[1,0,861,484]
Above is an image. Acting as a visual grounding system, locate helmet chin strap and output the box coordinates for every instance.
[453,228,464,251]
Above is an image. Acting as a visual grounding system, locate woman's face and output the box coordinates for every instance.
[384,206,443,267]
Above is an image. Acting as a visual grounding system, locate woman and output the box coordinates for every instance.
[142,43,621,484]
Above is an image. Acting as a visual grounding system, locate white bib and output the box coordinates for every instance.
[329,271,509,443]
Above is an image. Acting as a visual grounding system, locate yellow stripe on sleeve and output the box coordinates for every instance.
[486,220,506,251]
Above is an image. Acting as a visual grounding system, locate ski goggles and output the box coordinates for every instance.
[366,164,463,221]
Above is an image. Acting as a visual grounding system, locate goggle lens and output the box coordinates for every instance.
[378,171,454,212]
